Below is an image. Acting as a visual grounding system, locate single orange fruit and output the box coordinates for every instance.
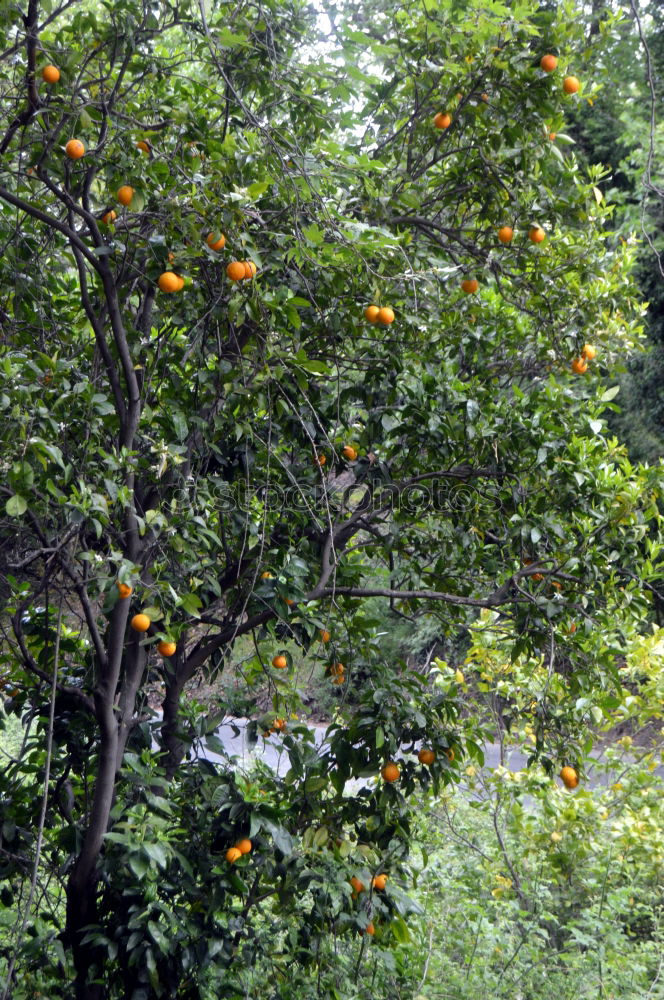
[247,260,257,276]
[226,260,246,281]
[273,717,286,731]
[117,185,134,206]
[381,762,400,783]
[560,766,579,789]
[130,613,151,633]
[569,622,577,634]
[531,572,544,582]
[540,54,558,73]
[372,874,388,890]
[550,580,562,591]
[158,271,183,293]
[445,748,455,762]
[571,357,588,374]
[315,453,326,467]
[272,654,288,669]
[117,582,132,599]
[157,640,177,657]
[365,922,375,936]
[136,140,150,154]
[332,675,344,685]
[480,92,489,102]
[331,662,344,675]
[549,132,557,141]
[529,226,546,244]
[236,838,252,855]
[284,598,295,607]
[497,226,513,244]
[241,260,256,279]
[350,876,365,894]
[101,210,117,225]
[376,306,395,325]
[343,445,358,461]
[261,571,274,579]
[320,629,331,643]
[42,65,60,84]
[461,278,479,294]
[581,343,596,360]
[206,231,226,251]
[433,112,451,129]
[226,847,242,863]
[563,76,580,94]
[65,139,85,160]
[364,305,380,323]
[418,748,435,765]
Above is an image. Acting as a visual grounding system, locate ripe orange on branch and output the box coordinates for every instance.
[581,344,596,360]
[130,613,151,633]
[158,272,184,293]
[320,628,331,643]
[418,748,435,765]
[117,185,134,206]
[101,210,117,225]
[497,226,513,244]
[65,139,85,160]
[433,112,451,129]
[461,278,478,294]
[236,838,252,855]
[364,305,380,323]
[157,640,177,657]
[116,582,132,599]
[563,76,580,94]
[226,260,247,281]
[42,65,60,83]
[343,445,358,461]
[376,307,395,325]
[560,766,579,789]
[136,140,150,154]
[272,654,287,669]
[350,876,365,894]
[372,874,388,890]
[571,357,588,374]
[225,847,242,863]
[381,762,400,783]
[529,226,546,244]
[206,231,226,251]
[540,54,558,72]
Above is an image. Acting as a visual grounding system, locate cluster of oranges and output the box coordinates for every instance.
[329,661,345,685]
[314,444,357,467]
[226,259,258,282]
[571,343,596,374]
[364,305,395,325]
[263,717,287,736]
[431,56,579,132]
[119,583,177,656]
[225,838,252,863]
[381,746,455,782]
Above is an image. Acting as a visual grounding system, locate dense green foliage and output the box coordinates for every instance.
[0,0,662,997]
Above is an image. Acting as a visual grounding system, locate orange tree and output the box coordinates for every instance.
[0,0,662,997]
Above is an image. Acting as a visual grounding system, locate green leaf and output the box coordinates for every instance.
[5,495,27,517]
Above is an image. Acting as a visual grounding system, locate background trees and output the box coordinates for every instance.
[0,0,662,997]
